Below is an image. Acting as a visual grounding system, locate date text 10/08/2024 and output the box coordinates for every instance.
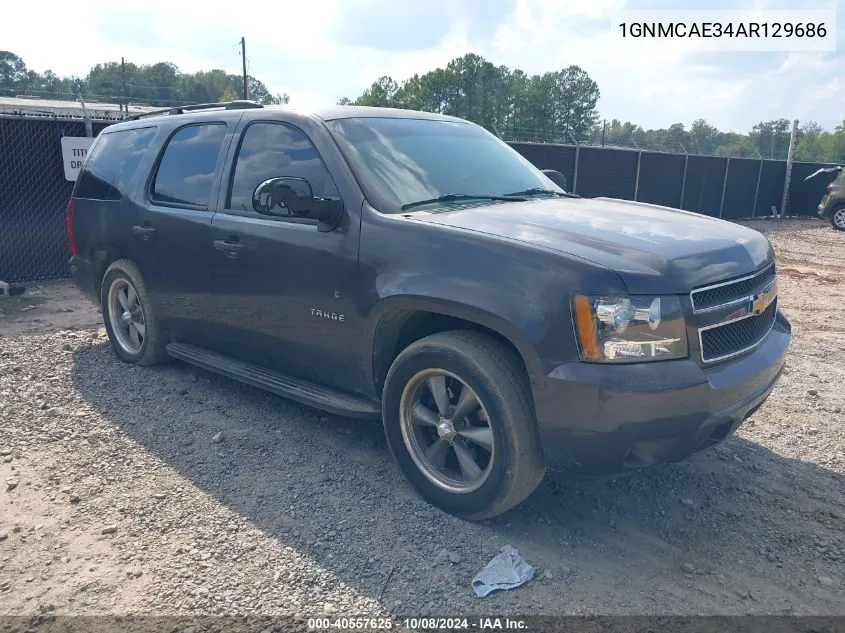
[307,617,528,630]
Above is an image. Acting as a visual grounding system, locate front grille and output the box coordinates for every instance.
[691,264,776,313]
[699,299,778,363]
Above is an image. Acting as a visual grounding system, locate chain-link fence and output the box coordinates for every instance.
[0,115,111,283]
[0,114,839,284]
[509,141,836,220]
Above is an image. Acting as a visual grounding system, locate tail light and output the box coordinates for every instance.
[827,184,833,195]
[66,197,78,257]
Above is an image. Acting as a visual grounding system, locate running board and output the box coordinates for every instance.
[166,343,381,419]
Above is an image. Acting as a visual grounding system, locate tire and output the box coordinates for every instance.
[382,330,546,520]
[830,206,845,231]
[101,259,170,366]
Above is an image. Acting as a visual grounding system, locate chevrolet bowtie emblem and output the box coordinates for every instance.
[751,280,778,315]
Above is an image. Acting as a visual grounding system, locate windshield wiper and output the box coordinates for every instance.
[400,193,526,211]
[505,187,579,198]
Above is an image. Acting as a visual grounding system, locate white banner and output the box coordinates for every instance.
[61,136,95,182]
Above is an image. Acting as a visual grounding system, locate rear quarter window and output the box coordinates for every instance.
[74,126,157,200]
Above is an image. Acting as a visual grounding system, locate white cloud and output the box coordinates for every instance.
[2,0,843,132]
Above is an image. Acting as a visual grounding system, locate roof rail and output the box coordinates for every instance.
[124,100,264,121]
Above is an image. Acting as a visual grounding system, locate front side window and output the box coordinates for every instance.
[75,126,157,200]
[228,122,339,212]
[325,117,562,214]
[151,123,226,208]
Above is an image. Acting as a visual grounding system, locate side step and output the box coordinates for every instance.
[166,343,381,419]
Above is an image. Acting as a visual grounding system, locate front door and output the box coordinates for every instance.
[206,120,363,393]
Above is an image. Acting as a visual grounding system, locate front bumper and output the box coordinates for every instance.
[533,311,791,474]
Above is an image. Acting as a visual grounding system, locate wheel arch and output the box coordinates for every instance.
[89,243,128,298]
[369,297,543,398]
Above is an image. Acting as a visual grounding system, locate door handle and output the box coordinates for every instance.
[213,239,247,258]
[132,225,156,240]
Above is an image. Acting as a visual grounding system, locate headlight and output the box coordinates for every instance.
[572,294,688,363]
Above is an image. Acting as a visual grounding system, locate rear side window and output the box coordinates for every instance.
[227,122,339,211]
[151,123,226,208]
[75,127,157,200]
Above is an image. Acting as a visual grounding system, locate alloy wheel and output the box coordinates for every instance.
[107,278,146,354]
[399,368,495,493]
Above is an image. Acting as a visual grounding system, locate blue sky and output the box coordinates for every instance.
[2,0,842,132]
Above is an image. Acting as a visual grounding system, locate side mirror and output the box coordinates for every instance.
[252,177,343,231]
[541,169,567,191]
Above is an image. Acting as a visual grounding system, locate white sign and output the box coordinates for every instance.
[61,136,96,182]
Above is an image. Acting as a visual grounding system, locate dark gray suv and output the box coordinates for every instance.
[67,101,790,519]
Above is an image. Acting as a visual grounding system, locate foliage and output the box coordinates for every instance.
[3,48,842,163]
[341,53,844,162]
[589,117,845,162]
[0,51,290,107]
[339,53,601,139]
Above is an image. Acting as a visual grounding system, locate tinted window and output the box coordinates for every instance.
[152,124,226,208]
[325,117,562,214]
[75,127,157,200]
[228,122,339,211]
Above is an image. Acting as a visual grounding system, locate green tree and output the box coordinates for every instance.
[354,76,400,107]
[795,121,826,162]
[219,87,240,102]
[347,54,599,139]
[0,51,28,91]
[751,119,791,159]
[689,119,720,155]
[1,51,290,107]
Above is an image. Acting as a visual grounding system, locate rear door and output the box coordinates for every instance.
[71,125,159,290]
[131,121,235,344]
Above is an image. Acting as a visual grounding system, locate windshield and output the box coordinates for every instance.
[325,117,564,213]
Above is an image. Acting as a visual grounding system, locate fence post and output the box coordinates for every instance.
[630,135,642,201]
[567,129,580,194]
[752,155,764,219]
[76,95,93,138]
[779,118,799,218]
[633,150,642,201]
[679,143,689,209]
[719,156,730,218]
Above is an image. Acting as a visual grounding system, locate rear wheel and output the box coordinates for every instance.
[101,260,169,366]
[831,206,845,231]
[382,331,546,520]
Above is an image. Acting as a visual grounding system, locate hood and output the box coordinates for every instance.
[412,197,774,294]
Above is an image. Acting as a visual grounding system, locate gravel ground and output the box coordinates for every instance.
[0,218,843,620]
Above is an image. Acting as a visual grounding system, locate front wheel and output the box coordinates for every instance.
[382,331,546,520]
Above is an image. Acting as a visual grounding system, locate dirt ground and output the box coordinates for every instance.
[0,218,843,622]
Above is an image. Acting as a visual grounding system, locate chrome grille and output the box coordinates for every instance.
[691,264,776,313]
[699,299,778,363]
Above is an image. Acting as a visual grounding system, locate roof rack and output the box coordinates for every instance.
[124,100,264,121]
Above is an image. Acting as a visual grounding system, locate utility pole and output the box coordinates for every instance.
[241,37,248,100]
[121,57,127,114]
[601,119,606,146]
